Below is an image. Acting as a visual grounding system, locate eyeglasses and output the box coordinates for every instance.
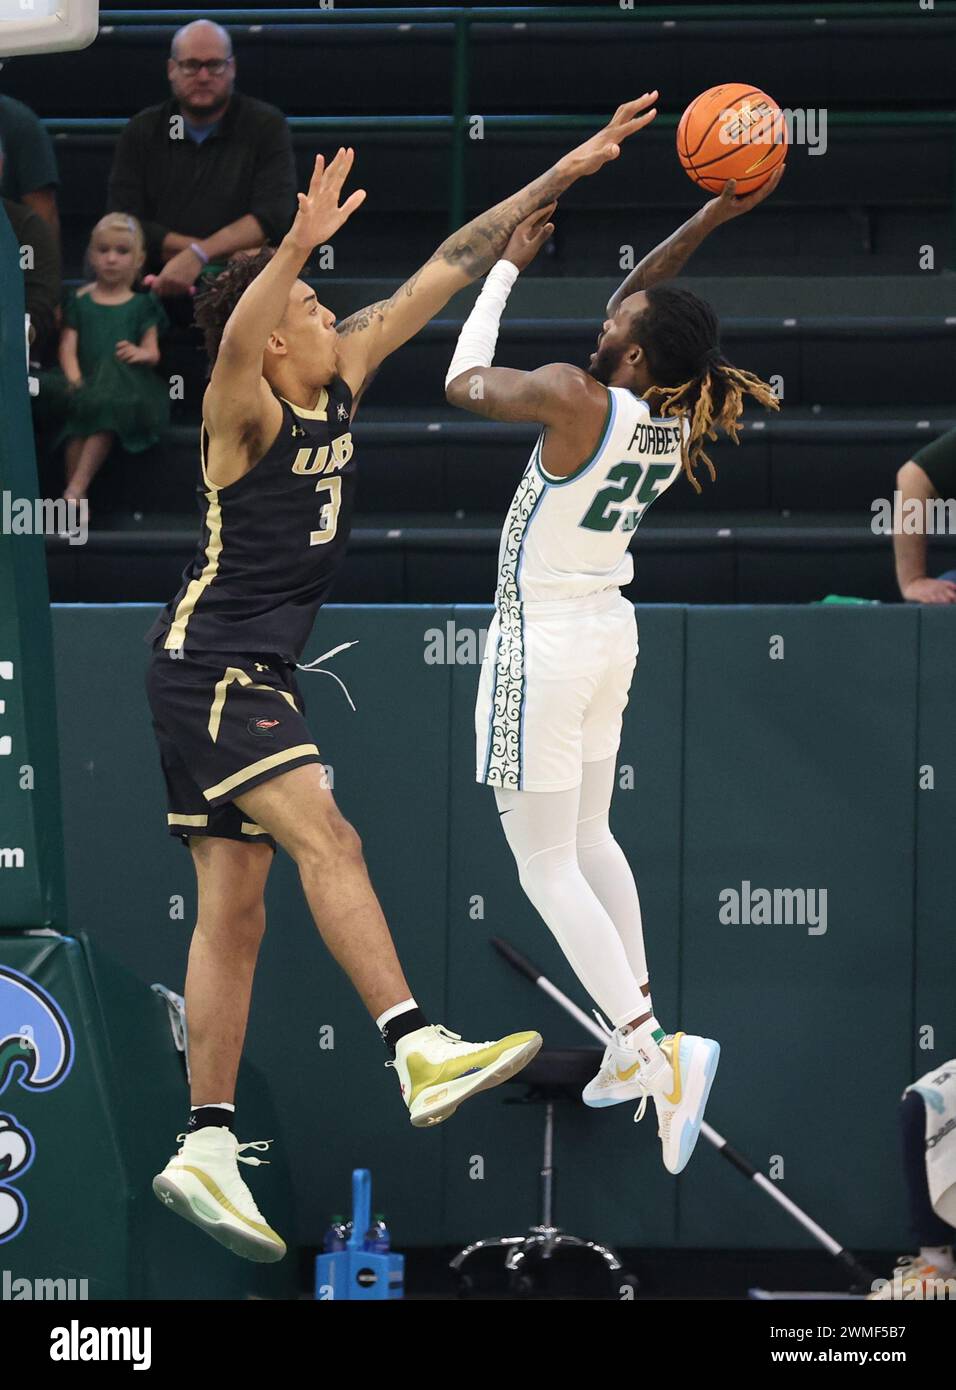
[173,58,232,77]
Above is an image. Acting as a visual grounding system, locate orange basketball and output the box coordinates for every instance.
[677,83,787,195]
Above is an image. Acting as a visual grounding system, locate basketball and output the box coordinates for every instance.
[677,83,787,194]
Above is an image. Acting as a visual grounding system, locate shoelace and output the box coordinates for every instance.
[175,1132,273,1166]
[296,641,359,711]
[592,1010,652,1125]
[384,1024,492,1069]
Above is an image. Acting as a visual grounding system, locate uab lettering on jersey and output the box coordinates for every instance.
[580,460,676,534]
[291,432,354,545]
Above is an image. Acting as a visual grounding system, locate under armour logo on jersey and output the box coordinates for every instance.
[253,663,268,672]
[291,423,307,438]
[336,403,349,421]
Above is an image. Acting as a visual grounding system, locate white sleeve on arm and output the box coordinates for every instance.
[444,259,519,390]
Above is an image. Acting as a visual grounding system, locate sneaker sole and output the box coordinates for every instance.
[665,1038,720,1175]
[410,1034,543,1128]
[152,1172,286,1263]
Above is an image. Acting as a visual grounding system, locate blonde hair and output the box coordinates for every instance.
[83,212,147,288]
[645,360,780,494]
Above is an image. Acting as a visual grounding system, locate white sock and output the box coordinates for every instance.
[495,784,647,1028]
[576,755,650,988]
[375,998,419,1032]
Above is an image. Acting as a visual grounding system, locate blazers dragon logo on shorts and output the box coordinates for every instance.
[248,717,280,737]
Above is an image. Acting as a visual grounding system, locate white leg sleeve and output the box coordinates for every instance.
[494,783,647,1029]
[576,755,650,995]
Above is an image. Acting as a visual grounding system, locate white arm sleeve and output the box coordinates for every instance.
[445,259,520,391]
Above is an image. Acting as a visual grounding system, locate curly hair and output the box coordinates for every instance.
[193,247,279,372]
[631,284,779,493]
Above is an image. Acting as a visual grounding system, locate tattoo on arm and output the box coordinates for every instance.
[432,167,571,280]
[609,211,712,309]
[336,299,388,338]
[335,264,427,343]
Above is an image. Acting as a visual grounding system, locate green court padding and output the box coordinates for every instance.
[0,205,66,927]
[680,607,919,1249]
[0,932,296,1298]
[39,603,954,1259]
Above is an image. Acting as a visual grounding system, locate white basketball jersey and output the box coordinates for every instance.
[494,387,688,608]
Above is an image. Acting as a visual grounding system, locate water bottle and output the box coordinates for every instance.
[322,1215,348,1253]
[365,1213,390,1253]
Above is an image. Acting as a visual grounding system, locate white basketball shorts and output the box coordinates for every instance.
[475,588,638,793]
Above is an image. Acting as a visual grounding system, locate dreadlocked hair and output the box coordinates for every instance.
[193,246,280,373]
[633,284,779,494]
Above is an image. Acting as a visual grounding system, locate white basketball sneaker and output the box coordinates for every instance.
[582,1015,672,1109]
[390,1023,542,1127]
[653,1032,720,1175]
[583,1019,719,1175]
[152,1127,286,1263]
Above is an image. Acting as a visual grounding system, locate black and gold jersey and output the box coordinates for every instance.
[145,374,355,664]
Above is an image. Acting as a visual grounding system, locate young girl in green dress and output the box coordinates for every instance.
[50,212,171,504]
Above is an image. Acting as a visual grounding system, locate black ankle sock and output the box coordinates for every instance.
[187,1104,235,1134]
[380,1007,428,1058]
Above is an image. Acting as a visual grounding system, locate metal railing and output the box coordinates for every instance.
[83,7,956,251]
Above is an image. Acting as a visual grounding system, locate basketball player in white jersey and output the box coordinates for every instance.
[446,153,783,1173]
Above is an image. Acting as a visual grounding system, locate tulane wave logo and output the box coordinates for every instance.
[0,967,74,1243]
[0,967,74,1097]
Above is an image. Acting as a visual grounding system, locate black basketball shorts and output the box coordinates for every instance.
[146,647,324,848]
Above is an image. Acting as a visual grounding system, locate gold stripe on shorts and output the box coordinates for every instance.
[203,743,320,802]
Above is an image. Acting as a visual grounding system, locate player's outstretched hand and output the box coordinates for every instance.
[559,94,658,181]
[503,203,557,272]
[707,163,786,223]
[288,149,367,253]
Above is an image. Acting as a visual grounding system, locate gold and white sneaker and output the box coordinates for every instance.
[390,1023,542,1127]
[652,1032,720,1175]
[582,1015,672,1109]
[583,1020,719,1175]
[152,1127,286,1263]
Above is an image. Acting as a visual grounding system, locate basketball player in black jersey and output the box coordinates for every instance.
[146,108,657,1261]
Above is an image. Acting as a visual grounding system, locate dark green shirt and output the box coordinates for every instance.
[0,94,59,201]
[3,196,61,367]
[913,427,956,498]
[105,90,297,274]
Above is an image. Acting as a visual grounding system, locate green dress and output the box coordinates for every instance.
[37,287,171,453]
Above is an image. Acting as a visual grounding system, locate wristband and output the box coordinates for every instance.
[189,242,210,265]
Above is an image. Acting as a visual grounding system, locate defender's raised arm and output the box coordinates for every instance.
[335,95,659,400]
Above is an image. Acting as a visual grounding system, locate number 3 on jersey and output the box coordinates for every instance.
[580,461,676,533]
[311,476,341,545]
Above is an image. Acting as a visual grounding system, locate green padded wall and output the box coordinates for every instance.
[680,607,919,1248]
[0,932,296,1298]
[44,601,955,1256]
[0,204,66,926]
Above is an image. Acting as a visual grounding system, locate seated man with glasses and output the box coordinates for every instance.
[106,19,297,306]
